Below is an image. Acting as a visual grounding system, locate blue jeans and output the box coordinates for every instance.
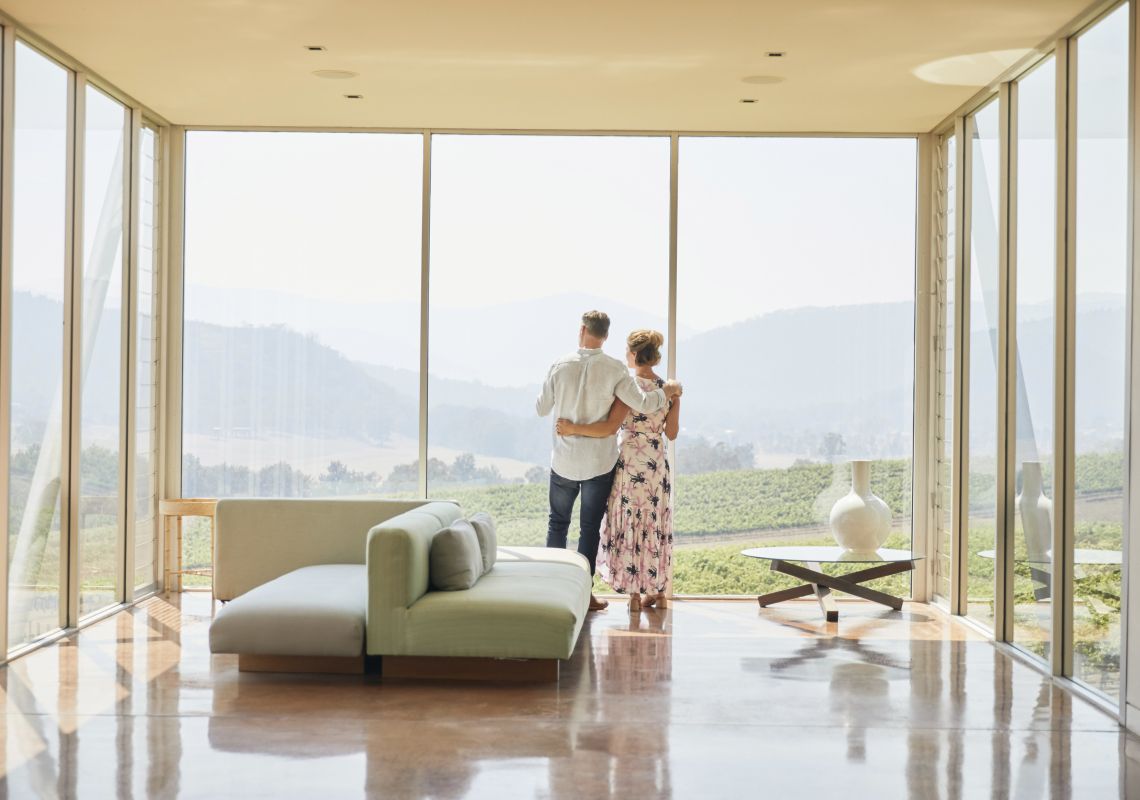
[546,468,615,575]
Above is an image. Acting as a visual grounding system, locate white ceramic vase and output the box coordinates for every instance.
[829,460,892,553]
[1016,461,1052,562]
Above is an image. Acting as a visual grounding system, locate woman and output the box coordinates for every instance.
[556,330,680,612]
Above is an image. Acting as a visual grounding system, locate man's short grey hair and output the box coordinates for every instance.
[581,310,610,339]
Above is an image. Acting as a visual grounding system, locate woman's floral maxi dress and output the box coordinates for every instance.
[598,376,673,595]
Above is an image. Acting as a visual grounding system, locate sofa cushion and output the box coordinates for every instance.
[429,520,483,591]
[209,564,365,657]
[468,513,498,575]
[401,560,592,660]
[496,545,590,571]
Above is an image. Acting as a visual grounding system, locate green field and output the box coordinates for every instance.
[177,460,914,594]
[426,458,912,544]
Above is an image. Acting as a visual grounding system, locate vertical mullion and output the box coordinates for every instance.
[914,133,935,602]
[1124,0,1138,724]
[667,134,678,378]
[159,127,184,520]
[999,82,1018,643]
[954,115,972,618]
[123,107,141,602]
[63,73,84,627]
[148,125,163,589]
[417,131,430,499]
[0,25,17,657]
[666,132,678,602]
[1056,39,1077,679]
[950,119,968,616]
[930,136,943,603]
[933,134,951,605]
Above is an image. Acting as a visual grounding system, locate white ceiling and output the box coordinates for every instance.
[0,0,1093,132]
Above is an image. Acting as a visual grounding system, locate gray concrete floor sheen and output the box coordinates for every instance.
[1,594,1135,799]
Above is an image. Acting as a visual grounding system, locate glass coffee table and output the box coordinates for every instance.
[741,546,921,622]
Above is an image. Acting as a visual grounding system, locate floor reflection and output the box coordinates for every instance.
[0,596,1135,798]
[574,606,673,799]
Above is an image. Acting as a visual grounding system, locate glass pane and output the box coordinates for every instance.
[134,127,160,595]
[1012,57,1056,661]
[1072,5,1128,698]
[182,132,423,566]
[427,135,670,575]
[934,134,956,604]
[676,137,916,597]
[78,86,127,618]
[965,99,1001,629]
[8,44,68,649]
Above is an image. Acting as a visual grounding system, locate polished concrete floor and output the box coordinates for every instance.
[1,594,1137,799]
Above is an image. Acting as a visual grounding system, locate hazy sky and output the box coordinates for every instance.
[13,42,130,303]
[184,132,924,334]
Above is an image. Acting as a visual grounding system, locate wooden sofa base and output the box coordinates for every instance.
[381,655,559,682]
[238,654,365,674]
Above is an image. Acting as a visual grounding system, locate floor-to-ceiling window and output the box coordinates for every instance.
[934,133,957,605]
[1071,4,1128,698]
[1011,56,1057,661]
[6,44,164,648]
[182,132,422,520]
[134,125,160,596]
[7,43,70,651]
[676,137,917,596]
[965,99,1001,629]
[426,135,670,551]
[78,85,128,618]
[931,3,1133,702]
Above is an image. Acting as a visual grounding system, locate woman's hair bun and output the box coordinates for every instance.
[627,328,664,367]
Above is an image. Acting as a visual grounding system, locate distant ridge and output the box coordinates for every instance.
[10,291,1128,467]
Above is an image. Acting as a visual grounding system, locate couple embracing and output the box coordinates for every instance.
[536,310,683,613]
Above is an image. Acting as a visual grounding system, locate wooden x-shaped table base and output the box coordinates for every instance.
[757,559,916,622]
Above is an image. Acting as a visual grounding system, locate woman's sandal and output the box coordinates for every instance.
[628,594,642,613]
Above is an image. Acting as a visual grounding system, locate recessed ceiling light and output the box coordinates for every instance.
[313,69,358,80]
[766,51,786,58]
[344,94,364,100]
[305,45,326,52]
[741,75,785,85]
[740,98,758,104]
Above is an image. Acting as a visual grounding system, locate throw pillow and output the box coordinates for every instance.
[429,519,483,591]
[468,512,498,575]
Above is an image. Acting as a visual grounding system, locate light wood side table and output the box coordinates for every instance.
[160,498,218,597]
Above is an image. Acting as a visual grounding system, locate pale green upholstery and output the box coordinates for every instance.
[210,564,366,657]
[366,502,464,654]
[497,545,590,570]
[211,498,593,664]
[402,561,590,659]
[211,498,433,660]
[366,504,592,660]
[215,498,428,601]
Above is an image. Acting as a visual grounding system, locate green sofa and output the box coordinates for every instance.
[367,502,592,679]
[209,498,592,680]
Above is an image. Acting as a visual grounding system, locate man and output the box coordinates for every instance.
[536,310,682,611]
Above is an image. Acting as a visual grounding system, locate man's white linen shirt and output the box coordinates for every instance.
[535,348,667,481]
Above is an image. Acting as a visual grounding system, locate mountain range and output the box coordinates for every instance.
[9,290,1129,471]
